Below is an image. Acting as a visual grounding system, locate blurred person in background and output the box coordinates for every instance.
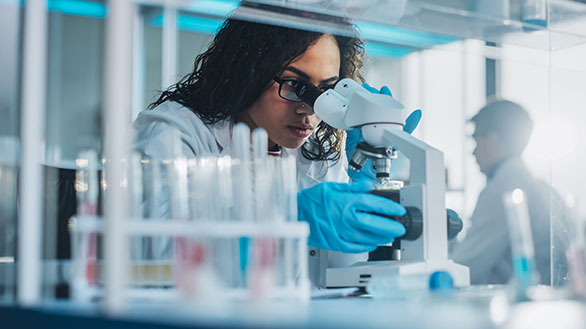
[451,99,569,285]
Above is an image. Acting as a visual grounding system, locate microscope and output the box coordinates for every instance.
[295,79,470,288]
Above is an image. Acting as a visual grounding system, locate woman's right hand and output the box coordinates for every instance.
[297,181,407,253]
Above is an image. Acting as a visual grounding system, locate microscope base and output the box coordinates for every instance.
[325,259,470,288]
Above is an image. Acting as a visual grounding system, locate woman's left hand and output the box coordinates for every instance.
[345,83,422,182]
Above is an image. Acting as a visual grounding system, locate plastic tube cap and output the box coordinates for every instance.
[429,271,454,294]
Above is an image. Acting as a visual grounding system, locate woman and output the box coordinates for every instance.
[133,16,409,287]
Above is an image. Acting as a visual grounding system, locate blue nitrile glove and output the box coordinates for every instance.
[345,83,422,182]
[297,181,407,253]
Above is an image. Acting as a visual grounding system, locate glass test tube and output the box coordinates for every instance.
[281,155,297,287]
[566,217,586,296]
[74,149,99,296]
[503,188,538,299]
[233,123,253,287]
[251,128,276,296]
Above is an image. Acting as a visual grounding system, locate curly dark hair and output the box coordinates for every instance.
[149,16,365,162]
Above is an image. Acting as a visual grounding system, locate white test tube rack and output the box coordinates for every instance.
[69,216,310,302]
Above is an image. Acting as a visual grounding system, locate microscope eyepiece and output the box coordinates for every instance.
[294,81,323,107]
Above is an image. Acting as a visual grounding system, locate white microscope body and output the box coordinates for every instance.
[306,78,470,288]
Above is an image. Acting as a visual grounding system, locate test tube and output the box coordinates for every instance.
[164,153,191,293]
[216,156,239,286]
[140,158,167,284]
[280,156,297,222]
[232,123,253,222]
[128,153,144,218]
[145,158,170,284]
[165,128,190,220]
[128,153,147,282]
[503,188,538,300]
[252,128,269,222]
[566,217,586,296]
[216,156,234,221]
[281,155,297,288]
[147,159,163,219]
[76,150,99,216]
[251,128,277,296]
[168,157,189,220]
[252,128,268,161]
[73,149,99,298]
[188,157,217,222]
[233,124,253,286]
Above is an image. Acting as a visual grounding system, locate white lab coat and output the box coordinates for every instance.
[451,157,569,285]
[132,101,367,288]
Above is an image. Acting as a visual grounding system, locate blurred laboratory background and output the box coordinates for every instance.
[2,0,586,328]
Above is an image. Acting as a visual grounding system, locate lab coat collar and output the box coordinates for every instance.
[210,119,233,156]
[282,147,326,190]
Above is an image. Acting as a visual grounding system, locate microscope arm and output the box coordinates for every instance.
[362,126,442,187]
[367,126,448,260]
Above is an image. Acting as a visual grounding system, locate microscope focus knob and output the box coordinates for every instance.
[393,207,423,241]
[397,208,462,241]
[446,209,463,240]
[368,190,464,241]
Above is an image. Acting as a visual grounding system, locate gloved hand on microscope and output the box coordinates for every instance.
[298,180,406,253]
[345,83,422,182]
[297,82,422,253]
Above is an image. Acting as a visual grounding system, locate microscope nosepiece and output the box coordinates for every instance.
[349,149,367,171]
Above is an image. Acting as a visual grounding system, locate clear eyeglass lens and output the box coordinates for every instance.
[281,90,300,101]
[280,80,302,102]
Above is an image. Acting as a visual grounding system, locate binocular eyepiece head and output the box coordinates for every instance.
[294,81,323,107]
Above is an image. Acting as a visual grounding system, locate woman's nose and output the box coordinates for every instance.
[295,102,314,115]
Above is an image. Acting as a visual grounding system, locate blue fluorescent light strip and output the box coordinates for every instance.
[48,0,106,18]
[152,15,224,35]
[365,42,414,58]
[185,0,239,17]
[356,21,457,49]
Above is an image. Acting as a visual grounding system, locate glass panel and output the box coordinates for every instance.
[0,0,22,302]
[43,2,106,299]
[177,11,217,80]
[141,5,163,112]
[238,0,586,51]
[548,43,586,286]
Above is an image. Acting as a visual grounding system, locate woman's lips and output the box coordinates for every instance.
[287,125,313,138]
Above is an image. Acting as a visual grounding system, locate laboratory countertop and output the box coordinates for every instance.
[2,290,586,329]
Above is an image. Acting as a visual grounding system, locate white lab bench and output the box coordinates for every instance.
[3,291,586,329]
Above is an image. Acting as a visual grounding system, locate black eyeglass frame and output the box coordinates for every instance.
[272,76,305,102]
[272,76,336,103]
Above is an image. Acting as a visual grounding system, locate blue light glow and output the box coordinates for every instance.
[48,0,106,18]
[356,21,457,49]
[184,0,238,18]
[152,15,224,35]
[365,42,414,58]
